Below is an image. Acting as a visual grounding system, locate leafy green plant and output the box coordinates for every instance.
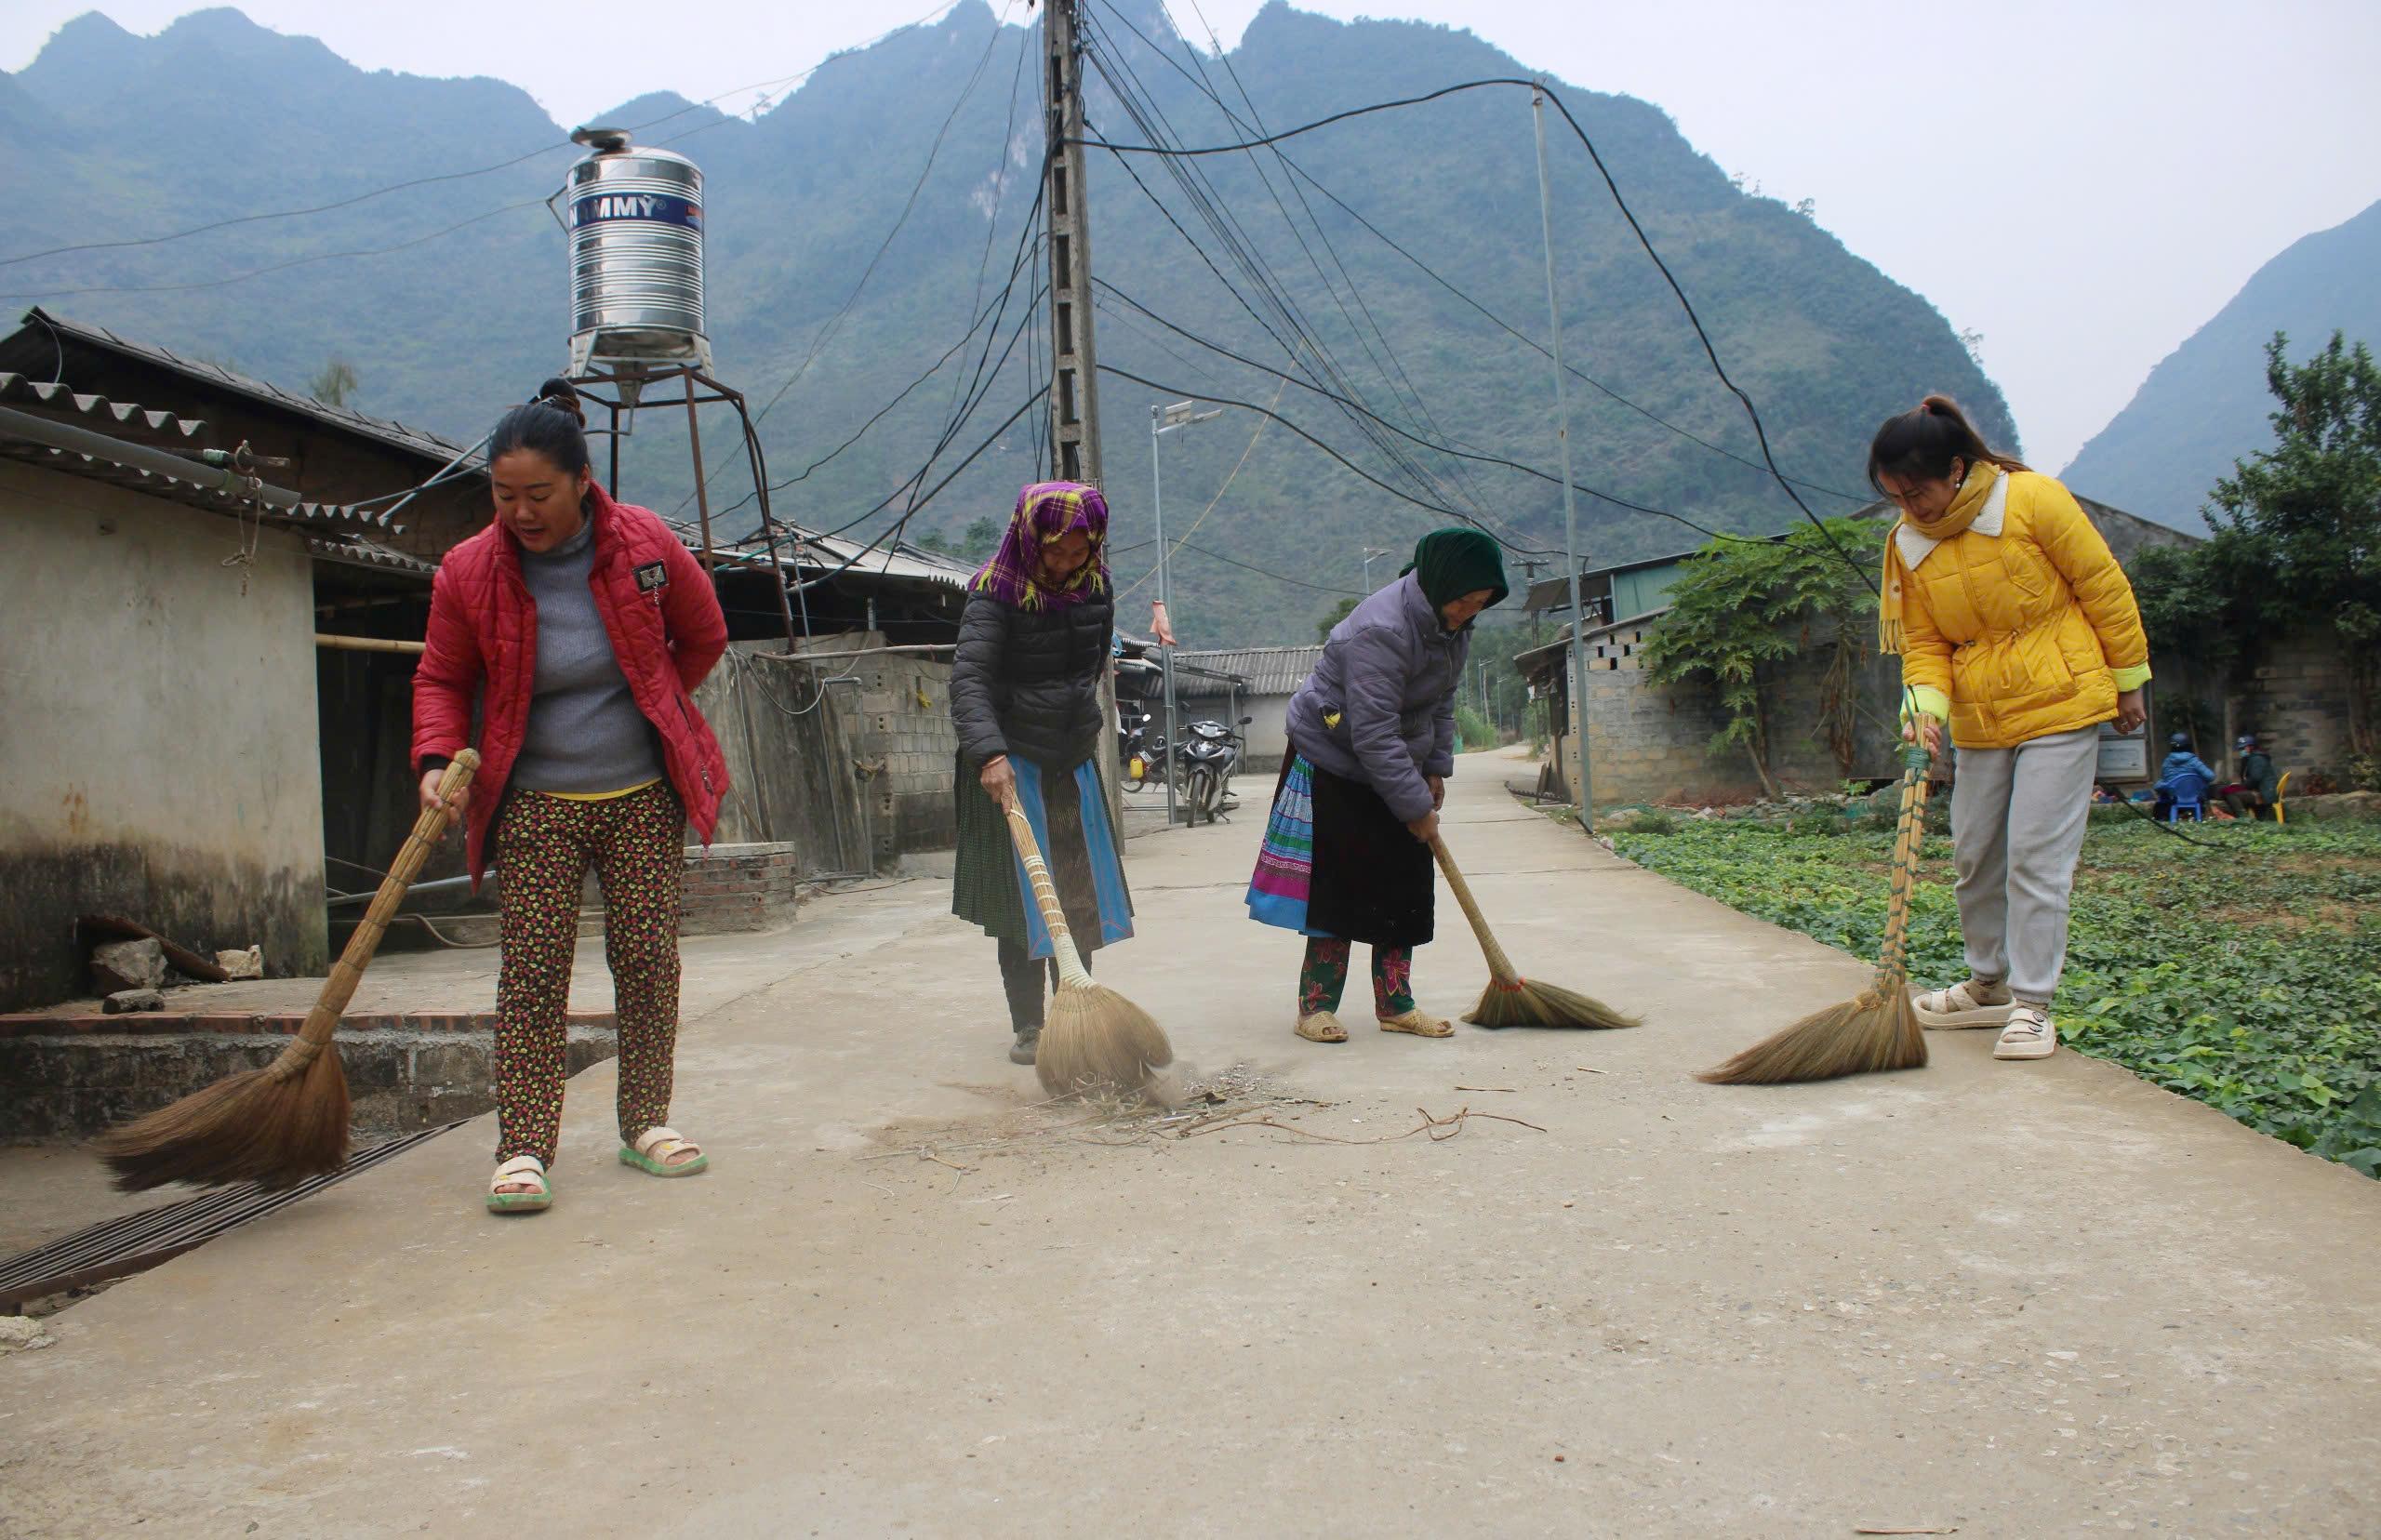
[1639,520,1880,800]
[1609,817,2381,1176]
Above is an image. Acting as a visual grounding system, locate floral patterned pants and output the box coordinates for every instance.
[493,784,684,1166]
[1297,936,1417,1018]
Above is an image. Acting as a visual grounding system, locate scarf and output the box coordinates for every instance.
[1878,460,2000,655]
[1401,527,1509,621]
[970,481,1110,611]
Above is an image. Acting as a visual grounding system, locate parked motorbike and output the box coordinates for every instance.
[1177,715,1251,825]
[1118,703,1160,790]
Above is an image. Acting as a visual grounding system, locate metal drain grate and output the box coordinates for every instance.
[0,1122,465,1311]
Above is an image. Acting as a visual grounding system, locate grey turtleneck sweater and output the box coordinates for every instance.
[511,520,666,794]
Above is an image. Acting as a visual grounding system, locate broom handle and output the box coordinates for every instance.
[275,751,480,1077]
[1875,753,1932,989]
[999,788,1097,990]
[1428,835,1519,983]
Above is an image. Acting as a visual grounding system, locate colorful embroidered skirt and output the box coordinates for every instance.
[1245,750,1434,948]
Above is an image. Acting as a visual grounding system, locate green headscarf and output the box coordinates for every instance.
[1402,527,1510,617]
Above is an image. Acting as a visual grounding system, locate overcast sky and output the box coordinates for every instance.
[7,1,2378,469]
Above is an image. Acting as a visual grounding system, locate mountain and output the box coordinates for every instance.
[4,2,2012,644]
[2062,198,2381,531]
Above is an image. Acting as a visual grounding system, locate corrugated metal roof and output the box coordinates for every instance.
[1172,644,1324,696]
[19,308,474,467]
[0,372,207,443]
[306,534,436,577]
[0,439,408,534]
[700,525,976,591]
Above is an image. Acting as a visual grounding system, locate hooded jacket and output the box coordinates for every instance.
[1893,470,2152,750]
[411,482,729,884]
[1285,572,1465,823]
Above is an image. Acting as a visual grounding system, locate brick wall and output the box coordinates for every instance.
[677,843,801,934]
[2226,625,2360,779]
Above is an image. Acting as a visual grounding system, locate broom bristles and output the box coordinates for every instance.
[1696,983,1926,1085]
[1464,975,1640,1030]
[94,1042,352,1192]
[1035,982,1174,1099]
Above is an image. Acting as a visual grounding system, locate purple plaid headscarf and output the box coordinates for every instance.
[969,481,1111,610]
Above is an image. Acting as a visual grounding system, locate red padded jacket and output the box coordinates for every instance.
[411,483,730,884]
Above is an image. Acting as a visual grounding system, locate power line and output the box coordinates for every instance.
[1095,279,1770,549]
[1173,538,1364,595]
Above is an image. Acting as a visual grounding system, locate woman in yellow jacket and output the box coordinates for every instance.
[1874,397,2150,1061]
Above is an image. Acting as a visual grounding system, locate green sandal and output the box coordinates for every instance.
[487,1154,552,1214]
[619,1126,709,1177]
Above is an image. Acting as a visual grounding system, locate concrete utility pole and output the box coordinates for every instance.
[1040,0,1123,825]
[1532,84,1593,830]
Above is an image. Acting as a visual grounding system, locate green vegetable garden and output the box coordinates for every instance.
[1609,815,2381,1177]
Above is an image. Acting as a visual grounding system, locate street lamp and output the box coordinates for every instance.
[1361,546,1395,591]
[1151,399,1223,828]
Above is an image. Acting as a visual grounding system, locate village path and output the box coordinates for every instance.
[5,752,2377,1538]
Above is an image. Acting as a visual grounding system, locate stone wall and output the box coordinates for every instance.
[2224,627,2360,781]
[0,1006,617,1141]
[0,463,329,1013]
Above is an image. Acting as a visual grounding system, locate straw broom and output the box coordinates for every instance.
[999,788,1172,1097]
[1430,834,1639,1029]
[1697,745,1932,1084]
[96,751,481,1190]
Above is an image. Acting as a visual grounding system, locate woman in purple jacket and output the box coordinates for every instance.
[1245,528,1508,1042]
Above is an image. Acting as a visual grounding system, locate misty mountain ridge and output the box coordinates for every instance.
[2062,197,2381,532]
[7,2,2011,644]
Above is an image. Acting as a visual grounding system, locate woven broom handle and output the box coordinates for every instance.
[1429,835,1518,980]
[281,751,479,1071]
[1000,790,1096,990]
[1875,766,1930,988]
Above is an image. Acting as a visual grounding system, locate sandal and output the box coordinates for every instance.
[486,1155,552,1214]
[619,1126,710,1177]
[1377,1009,1454,1039]
[1912,977,2017,1029]
[1295,1012,1349,1043]
[1993,1006,2057,1061]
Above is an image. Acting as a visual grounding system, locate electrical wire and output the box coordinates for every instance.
[1115,374,1289,602]
[1172,538,1364,595]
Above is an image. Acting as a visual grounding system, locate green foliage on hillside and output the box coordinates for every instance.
[3,1,2011,644]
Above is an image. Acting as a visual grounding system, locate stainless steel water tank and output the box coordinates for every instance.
[561,127,712,377]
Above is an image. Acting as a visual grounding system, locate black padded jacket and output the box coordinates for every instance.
[950,590,1113,771]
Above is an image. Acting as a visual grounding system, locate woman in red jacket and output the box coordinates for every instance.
[413,379,730,1214]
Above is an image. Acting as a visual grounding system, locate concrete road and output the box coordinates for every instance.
[5,756,2376,1537]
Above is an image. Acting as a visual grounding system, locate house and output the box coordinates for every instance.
[0,308,491,1013]
[0,307,980,1014]
[1166,645,1323,772]
[1517,494,2202,809]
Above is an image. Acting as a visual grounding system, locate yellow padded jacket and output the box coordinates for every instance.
[1893,471,2152,750]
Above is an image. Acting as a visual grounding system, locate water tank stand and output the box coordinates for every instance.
[569,364,802,651]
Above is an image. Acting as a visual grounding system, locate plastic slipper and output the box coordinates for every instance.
[1377,1009,1455,1038]
[486,1154,552,1214]
[1295,1012,1349,1043]
[619,1125,709,1177]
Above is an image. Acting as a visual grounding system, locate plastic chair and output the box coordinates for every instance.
[2166,766,2211,823]
[2274,771,2292,826]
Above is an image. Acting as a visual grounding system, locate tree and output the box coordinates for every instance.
[1639,519,1879,800]
[307,355,359,407]
[960,516,1002,563]
[2204,330,2381,756]
[1315,595,1360,643]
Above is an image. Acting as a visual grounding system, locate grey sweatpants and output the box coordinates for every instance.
[1949,724,2100,1004]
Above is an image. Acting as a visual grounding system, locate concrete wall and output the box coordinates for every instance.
[836,636,961,863]
[0,462,328,1011]
[1178,689,1291,772]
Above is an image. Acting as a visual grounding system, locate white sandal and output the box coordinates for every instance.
[619,1126,709,1177]
[1993,1005,2057,1061]
[1912,978,2017,1029]
[487,1154,552,1214]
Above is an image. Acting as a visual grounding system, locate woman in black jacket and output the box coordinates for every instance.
[949,482,1135,1065]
